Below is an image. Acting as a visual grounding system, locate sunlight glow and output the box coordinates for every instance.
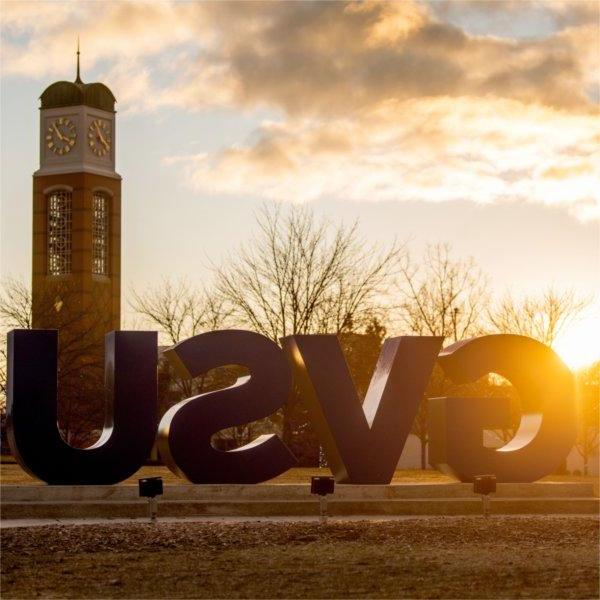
[554,311,600,371]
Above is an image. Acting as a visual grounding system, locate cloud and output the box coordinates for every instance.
[3,0,598,219]
[183,1,594,115]
[427,0,599,38]
[2,1,596,111]
[164,97,600,221]
[1,2,209,79]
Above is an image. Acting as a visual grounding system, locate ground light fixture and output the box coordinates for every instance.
[139,476,163,522]
[310,476,335,523]
[473,474,496,518]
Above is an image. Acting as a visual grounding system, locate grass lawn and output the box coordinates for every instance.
[0,462,457,485]
[2,461,598,493]
[2,516,598,599]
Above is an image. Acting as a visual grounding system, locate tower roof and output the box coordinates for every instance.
[40,81,116,112]
[40,41,116,112]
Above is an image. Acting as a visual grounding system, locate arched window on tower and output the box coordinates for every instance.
[47,190,72,276]
[92,192,109,276]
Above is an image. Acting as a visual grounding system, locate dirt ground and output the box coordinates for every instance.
[1,516,598,599]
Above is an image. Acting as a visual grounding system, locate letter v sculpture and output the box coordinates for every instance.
[281,335,442,484]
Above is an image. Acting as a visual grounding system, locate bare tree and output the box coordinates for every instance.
[488,287,589,347]
[130,278,230,347]
[0,277,33,329]
[129,278,232,402]
[214,204,404,464]
[397,243,489,342]
[215,204,403,341]
[1,278,34,409]
[0,277,112,446]
[396,244,490,468]
[129,278,247,449]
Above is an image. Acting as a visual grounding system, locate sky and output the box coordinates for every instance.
[1,0,599,366]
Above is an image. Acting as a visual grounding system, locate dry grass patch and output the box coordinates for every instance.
[2,516,598,599]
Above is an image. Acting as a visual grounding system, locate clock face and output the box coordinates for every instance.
[88,119,111,157]
[46,117,77,156]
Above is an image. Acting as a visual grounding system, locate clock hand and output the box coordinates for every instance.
[94,122,110,149]
[52,124,67,142]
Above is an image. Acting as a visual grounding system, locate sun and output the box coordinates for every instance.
[553,313,600,371]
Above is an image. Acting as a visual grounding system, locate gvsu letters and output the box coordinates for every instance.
[6,329,576,485]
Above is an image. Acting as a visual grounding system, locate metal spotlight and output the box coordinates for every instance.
[138,477,163,522]
[473,474,496,518]
[310,476,335,523]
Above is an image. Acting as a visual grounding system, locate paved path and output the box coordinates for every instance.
[2,513,594,529]
[0,515,432,528]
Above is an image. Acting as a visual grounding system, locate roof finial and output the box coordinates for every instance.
[75,36,82,84]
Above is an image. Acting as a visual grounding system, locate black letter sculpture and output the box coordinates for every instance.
[7,329,157,485]
[157,330,297,483]
[428,334,576,482]
[282,335,442,484]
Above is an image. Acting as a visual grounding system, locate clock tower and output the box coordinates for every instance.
[32,48,121,443]
[32,47,120,335]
